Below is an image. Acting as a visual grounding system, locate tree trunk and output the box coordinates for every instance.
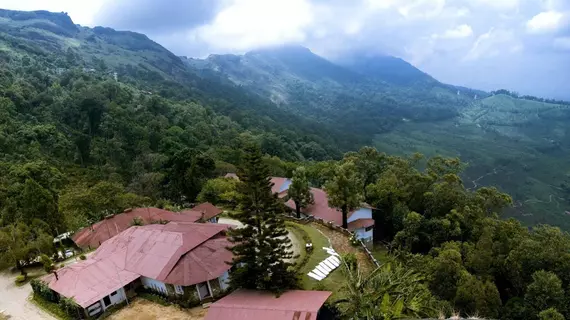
[295,201,301,219]
[342,204,348,229]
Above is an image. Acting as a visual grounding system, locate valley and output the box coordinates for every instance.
[0,8,568,230]
[191,48,570,230]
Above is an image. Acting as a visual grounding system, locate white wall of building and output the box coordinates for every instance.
[279,179,292,192]
[354,227,373,242]
[141,276,168,295]
[95,287,127,312]
[109,287,126,305]
[347,207,372,223]
[218,270,230,290]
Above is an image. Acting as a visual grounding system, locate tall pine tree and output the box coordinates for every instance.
[227,144,298,292]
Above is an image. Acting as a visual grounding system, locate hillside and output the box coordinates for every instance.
[188,47,570,229]
[0,10,362,162]
[1,9,569,229]
[184,46,480,137]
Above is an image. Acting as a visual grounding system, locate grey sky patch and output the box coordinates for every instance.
[95,0,223,33]
[17,0,564,99]
[89,0,570,99]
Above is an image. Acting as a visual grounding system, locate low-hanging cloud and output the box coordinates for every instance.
[93,0,570,99]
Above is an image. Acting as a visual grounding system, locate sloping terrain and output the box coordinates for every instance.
[188,47,570,229]
[185,46,481,137]
[375,94,570,227]
[0,9,362,161]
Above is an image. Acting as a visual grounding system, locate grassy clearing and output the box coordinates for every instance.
[285,222,307,269]
[286,222,345,296]
[370,244,390,264]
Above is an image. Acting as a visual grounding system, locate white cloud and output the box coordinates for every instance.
[526,11,566,33]
[398,0,446,19]
[470,0,519,10]
[191,0,313,51]
[436,24,474,39]
[464,28,520,60]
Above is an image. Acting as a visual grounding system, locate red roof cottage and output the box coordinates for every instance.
[72,204,223,249]
[43,222,233,317]
[283,186,375,244]
[205,289,332,320]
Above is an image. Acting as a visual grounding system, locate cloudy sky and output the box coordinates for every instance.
[3,0,570,99]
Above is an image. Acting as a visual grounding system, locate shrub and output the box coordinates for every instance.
[342,253,358,271]
[131,216,144,226]
[348,235,360,247]
[31,279,57,302]
[40,254,54,273]
[58,297,83,319]
[79,254,86,260]
[15,275,26,284]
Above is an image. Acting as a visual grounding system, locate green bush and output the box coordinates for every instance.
[30,279,57,302]
[15,275,26,284]
[40,254,54,273]
[31,294,73,320]
[58,297,83,319]
[342,253,358,271]
[79,254,86,260]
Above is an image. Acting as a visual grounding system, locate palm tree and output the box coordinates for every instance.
[335,259,441,319]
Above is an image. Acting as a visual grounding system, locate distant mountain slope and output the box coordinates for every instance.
[375,93,570,228]
[0,9,363,160]
[187,46,570,229]
[185,46,479,137]
[337,54,436,86]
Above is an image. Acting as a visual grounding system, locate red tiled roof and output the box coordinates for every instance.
[45,222,232,308]
[72,208,202,249]
[205,290,332,320]
[187,202,223,220]
[285,188,343,226]
[270,177,289,194]
[43,260,140,309]
[347,218,375,231]
[285,188,371,227]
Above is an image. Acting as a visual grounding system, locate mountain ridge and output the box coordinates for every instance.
[1,8,570,229]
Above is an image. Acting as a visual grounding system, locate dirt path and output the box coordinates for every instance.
[0,272,55,320]
[107,299,207,320]
[312,223,374,273]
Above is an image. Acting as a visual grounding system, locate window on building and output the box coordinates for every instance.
[365,226,373,232]
[103,296,111,307]
[110,291,117,296]
[175,285,184,295]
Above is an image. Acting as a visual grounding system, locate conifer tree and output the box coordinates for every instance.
[288,166,313,218]
[227,144,298,292]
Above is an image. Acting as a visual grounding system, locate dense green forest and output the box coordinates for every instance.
[189,46,570,230]
[2,9,570,319]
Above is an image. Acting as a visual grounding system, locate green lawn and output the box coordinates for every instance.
[286,222,345,296]
[370,244,390,264]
